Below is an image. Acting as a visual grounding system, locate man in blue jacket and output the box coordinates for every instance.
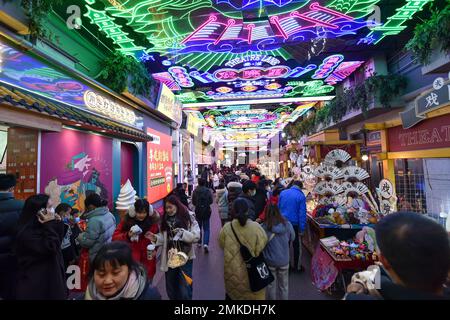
[0,174,24,299]
[278,180,306,272]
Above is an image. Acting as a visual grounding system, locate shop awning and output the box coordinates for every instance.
[0,85,152,142]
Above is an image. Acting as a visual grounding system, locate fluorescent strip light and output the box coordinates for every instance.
[183,96,335,108]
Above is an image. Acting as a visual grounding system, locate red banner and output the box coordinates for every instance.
[388,114,450,152]
[146,128,173,203]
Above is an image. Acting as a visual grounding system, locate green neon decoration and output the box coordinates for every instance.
[83,4,146,56]
[366,0,432,44]
[175,49,292,72]
[327,0,381,19]
[285,80,334,97]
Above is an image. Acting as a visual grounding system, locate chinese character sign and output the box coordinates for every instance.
[147,128,173,203]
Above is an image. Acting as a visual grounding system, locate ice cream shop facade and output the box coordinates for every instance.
[0,36,177,217]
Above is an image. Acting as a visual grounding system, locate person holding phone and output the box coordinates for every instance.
[14,194,67,300]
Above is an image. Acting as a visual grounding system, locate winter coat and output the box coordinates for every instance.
[258,195,279,222]
[61,223,81,269]
[253,188,268,219]
[15,219,67,300]
[227,182,242,219]
[192,186,213,220]
[213,174,220,187]
[236,193,257,221]
[262,221,295,267]
[112,220,159,280]
[154,211,200,272]
[0,192,23,272]
[77,206,116,262]
[278,186,307,232]
[219,219,268,300]
[216,187,229,220]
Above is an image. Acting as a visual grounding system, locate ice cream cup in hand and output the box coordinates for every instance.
[147,244,156,260]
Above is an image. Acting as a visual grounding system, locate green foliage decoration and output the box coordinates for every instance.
[406,3,450,64]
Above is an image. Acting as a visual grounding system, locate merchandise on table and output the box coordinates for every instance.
[320,230,378,262]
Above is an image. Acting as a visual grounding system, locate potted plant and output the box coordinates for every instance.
[406,3,450,73]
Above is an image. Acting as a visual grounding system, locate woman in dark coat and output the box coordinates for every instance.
[15,194,67,300]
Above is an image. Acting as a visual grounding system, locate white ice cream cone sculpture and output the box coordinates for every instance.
[116,179,137,210]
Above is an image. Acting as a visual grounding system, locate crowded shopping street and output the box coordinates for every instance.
[0,0,450,306]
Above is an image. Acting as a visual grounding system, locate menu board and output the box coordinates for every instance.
[7,127,38,200]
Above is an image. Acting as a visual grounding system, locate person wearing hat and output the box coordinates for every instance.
[112,199,160,282]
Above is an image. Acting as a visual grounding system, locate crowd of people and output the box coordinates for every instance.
[0,166,449,301]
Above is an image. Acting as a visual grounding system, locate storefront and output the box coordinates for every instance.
[365,80,450,228]
[0,39,152,210]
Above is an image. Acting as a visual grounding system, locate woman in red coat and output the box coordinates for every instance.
[112,199,159,282]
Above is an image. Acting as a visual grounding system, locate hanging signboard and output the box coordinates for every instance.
[146,128,173,203]
[400,79,450,129]
[156,83,183,126]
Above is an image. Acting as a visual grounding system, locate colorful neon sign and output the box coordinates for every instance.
[213,66,291,81]
[312,55,344,79]
[152,72,181,91]
[83,5,145,56]
[325,61,364,85]
[168,67,194,88]
[361,0,432,45]
[225,55,281,67]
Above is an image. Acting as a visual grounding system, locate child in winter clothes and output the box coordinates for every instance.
[112,199,159,282]
[56,203,82,271]
[262,204,295,300]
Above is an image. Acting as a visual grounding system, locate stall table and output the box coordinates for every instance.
[320,241,375,292]
[303,213,375,255]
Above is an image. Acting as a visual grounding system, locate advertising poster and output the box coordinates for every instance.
[156,83,183,126]
[147,127,173,203]
[40,129,113,211]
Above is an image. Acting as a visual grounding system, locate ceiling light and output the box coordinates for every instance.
[361,154,369,161]
[75,124,82,127]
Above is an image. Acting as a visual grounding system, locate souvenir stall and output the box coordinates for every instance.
[301,149,397,292]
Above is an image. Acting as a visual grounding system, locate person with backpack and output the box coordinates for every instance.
[262,204,295,300]
[219,198,268,300]
[192,178,213,253]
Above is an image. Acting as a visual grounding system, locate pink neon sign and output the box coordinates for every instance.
[213,66,291,81]
[312,54,344,79]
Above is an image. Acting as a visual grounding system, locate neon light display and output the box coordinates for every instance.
[312,55,344,79]
[168,67,195,88]
[328,0,381,19]
[325,61,364,85]
[0,40,142,128]
[83,5,145,56]
[213,66,291,81]
[361,0,432,44]
[152,72,181,91]
[225,55,281,67]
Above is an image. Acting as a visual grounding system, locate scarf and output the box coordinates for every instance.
[85,267,147,300]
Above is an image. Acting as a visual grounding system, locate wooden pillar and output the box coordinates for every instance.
[380,129,396,189]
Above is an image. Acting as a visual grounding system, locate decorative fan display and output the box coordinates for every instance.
[341,182,369,195]
[342,166,370,181]
[302,165,314,175]
[318,195,347,206]
[314,181,343,195]
[313,165,344,180]
[324,149,351,166]
[293,166,301,175]
[290,152,298,162]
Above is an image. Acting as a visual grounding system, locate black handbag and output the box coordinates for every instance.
[230,222,274,292]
